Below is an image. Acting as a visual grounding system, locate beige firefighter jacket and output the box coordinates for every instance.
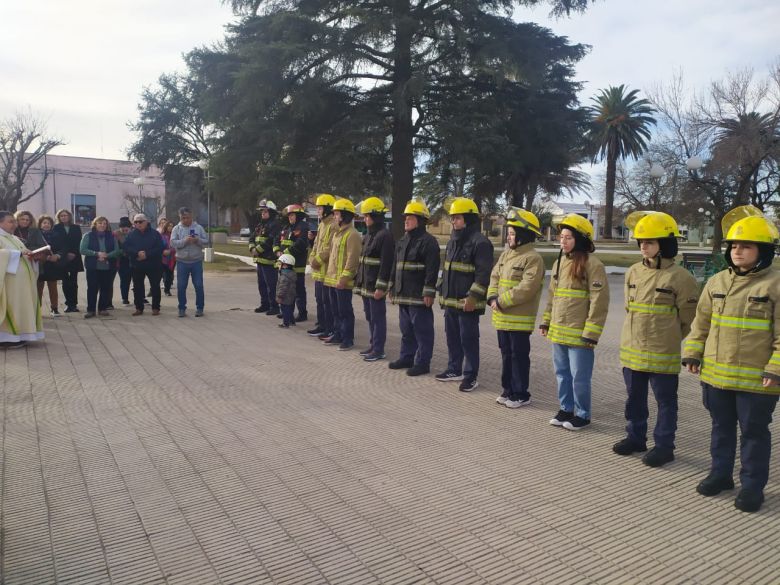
[486,243,545,332]
[619,257,699,373]
[682,267,780,394]
[309,214,337,282]
[540,253,609,347]
[324,222,362,289]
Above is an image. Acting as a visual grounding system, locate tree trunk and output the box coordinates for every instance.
[603,152,617,240]
[711,208,724,253]
[390,0,414,240]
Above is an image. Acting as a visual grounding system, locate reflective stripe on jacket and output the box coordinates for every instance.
[437,224,494,314]
[619,258,699,373]
[541,253,609,347]
[324,222,361,289]
[308,215,336,281]
[275,220,309,273]
[354,224,394,296]
[388,226,440,305]
[682,267,780,394]
[486,243,544,332]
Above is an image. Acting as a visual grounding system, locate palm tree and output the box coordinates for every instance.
[588,85,656,238]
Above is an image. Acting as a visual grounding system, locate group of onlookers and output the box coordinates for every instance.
[0,207,208,344]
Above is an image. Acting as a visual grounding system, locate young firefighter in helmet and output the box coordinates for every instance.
[487,208,545,408]
[274,203,309,322]
[322,198,362,351]
[682,206,780,513]
[354,197,394,362]
[250,200,281,315]
[613,211,699,467]
[307,194,337,338]
[387,198,441,377]
[436,197,494,392]
[540,214,609,431]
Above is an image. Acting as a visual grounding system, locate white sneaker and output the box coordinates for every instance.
[496,395,508,405]
[505,398,531,409]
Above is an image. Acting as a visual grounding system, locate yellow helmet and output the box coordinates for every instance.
[722,205,780,245]
[357,197,387,215]
[315,193,336,207]
[448,197,479,216]
[506,207,542,236]
[626,211,681,239]
[403,199,431,219]
[332,198,356,214]
[555,213,594,240]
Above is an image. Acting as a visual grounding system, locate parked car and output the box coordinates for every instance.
[239,227,251,238]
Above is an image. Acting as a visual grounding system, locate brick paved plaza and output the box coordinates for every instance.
[3,271,780,584]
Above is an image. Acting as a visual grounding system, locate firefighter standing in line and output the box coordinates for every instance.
[682,205,780,513]
[487,208,545,408]
[540,214,609,431]
[249,200,281,316]
[354,197,394,362]
[613,211,699,467]
[274,203,309,322]
[435,198,494,392]
[387,199,440,377]
[307,194,337,338]
[322,198,362,351]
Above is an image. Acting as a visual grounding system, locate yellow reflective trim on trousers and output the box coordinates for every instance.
[628,302,676,315]
[444,260,475,273]
[554,288,588,299]
[397,262,425,271]
[711,314,771,331]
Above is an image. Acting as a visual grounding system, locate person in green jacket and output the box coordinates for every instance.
[80,216,122,318]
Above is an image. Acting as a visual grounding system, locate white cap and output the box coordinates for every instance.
[278,253,295,266]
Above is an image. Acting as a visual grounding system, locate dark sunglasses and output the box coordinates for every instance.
[134,220,146,224]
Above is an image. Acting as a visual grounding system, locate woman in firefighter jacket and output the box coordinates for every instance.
[387,199,441,377]
[308,194,337,338]
[682,206,780,513]
[487,208,545,408]
[613,211,699,467]
[250,200,281,315]
[323,199,362,351]
[435,198,494,392]
[540,213,609,431]
[354,197,394,362]
[274,203,309,321]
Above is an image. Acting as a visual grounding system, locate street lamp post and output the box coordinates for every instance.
[696,207,711,248]
[198,160,213,262]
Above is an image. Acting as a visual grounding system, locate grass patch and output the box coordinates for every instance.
[213,242,251,255]
[204,254,254,272]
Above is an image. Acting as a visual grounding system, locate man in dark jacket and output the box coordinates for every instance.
[354,197,394,362]
[53,209,84,312]
[274,204,309,321]
[122,213,164,315]
[387,199,440,376]
[436,198,494,392]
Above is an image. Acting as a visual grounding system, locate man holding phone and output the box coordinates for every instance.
[170,207,208,317]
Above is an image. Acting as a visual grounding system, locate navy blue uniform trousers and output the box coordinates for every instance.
[703,383,778,492]
[623,368,679,450]
[444,308,480,380]
[498,330,531,401]
[399,304,434,367]
[328,286,354,344]
[314,280,333,332]
[362,296,387,354]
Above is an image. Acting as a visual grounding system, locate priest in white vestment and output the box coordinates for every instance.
[0,211,44,347]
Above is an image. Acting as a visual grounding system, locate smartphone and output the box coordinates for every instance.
[189,229,196,237]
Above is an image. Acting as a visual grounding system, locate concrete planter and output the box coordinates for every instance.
[210,232,228,244]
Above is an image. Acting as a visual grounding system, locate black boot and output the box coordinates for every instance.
[696,473,735,497]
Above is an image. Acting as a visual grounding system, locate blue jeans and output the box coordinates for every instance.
[177,260,204,312]
[623,368,678,450]
[362,295,387,354]
[280,303,295,326]
[552,343,595,420]
[444,308,480,380]
[703,383,778,492]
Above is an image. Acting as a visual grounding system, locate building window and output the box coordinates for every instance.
[72,194,96,226]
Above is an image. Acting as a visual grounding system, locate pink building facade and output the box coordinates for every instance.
[21,154,166,227]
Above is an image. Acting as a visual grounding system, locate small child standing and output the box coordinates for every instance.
[276,254,297,328]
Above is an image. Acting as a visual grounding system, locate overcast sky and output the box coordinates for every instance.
[2,0,778,163]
